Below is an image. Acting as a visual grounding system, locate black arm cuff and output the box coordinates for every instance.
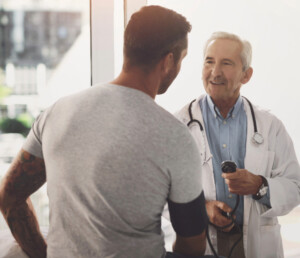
[168,191,208,237]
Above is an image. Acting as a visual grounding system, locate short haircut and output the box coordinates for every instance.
[203,31,252,71]
[124,5,192,71]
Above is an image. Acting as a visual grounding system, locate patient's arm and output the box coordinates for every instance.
[173,230,206,256]
[0,149,47,258]
[168,191,208,256]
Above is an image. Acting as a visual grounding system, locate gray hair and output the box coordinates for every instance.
[203,31,252,71]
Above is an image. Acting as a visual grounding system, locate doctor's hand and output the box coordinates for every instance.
[205,200,234,232]
[222,168,262,195]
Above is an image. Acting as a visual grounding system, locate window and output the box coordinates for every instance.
[0,0,90,230]
[91,0,147,85]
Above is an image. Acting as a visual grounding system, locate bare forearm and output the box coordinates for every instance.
[4,204,46,258]
[0,149,47,257]
[2,200,46,258]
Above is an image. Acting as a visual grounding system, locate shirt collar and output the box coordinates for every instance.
[206,95,243,120]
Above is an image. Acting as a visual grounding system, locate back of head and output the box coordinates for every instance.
[124,5,191,72]
[203,31,252,71]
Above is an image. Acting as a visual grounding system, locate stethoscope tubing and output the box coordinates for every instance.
[187,99,204,130]
[187,96,263,145]
[243,97,258,133]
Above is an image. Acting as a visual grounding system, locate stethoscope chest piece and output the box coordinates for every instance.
[252,132,264,145]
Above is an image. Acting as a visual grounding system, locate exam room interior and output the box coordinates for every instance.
[0,0,300,257]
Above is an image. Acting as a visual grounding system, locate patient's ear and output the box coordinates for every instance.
[161,52,174,74]
[241,67,253,84]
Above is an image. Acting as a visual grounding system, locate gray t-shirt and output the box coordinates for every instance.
[23,84,204,258]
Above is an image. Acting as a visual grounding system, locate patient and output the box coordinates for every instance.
[0,6,209,258]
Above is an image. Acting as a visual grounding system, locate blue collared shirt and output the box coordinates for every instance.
[200,95,271,226]
[200,95,246,225]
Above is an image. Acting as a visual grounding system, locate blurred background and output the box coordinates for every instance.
[0,0,90,229]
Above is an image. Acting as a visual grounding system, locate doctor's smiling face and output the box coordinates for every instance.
[202,38,253,105]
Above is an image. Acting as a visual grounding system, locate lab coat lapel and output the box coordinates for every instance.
[190,95,215,200]
[244,99,267,176]
[243,98,266,257]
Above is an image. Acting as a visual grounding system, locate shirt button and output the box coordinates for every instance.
[229,194,232,198]
[222,144,227,148]
[223,121,227,125]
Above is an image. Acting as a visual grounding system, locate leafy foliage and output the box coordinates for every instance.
[0,118,31,136]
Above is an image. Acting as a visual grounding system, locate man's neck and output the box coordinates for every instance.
[211,97,239,118]
[110,68,160,99]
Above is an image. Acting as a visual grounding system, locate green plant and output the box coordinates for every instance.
[0,117,31,136]
[16,113,34,128]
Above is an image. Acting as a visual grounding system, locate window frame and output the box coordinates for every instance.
[90,0,146,85]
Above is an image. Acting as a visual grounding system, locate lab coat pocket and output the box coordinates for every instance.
[245,149,274,177]
[260,224,283,258]
[255,201,270,216]
[259,151,275,177]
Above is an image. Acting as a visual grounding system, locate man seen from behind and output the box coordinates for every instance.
[0,6,209,258]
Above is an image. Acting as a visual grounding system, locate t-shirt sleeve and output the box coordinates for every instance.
[22,107,51,159]
[167,128,208,237]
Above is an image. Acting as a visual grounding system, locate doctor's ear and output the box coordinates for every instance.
[241,67,253,84]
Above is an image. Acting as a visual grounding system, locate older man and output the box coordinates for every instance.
[175,31,300,258]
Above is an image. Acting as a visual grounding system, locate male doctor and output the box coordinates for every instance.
[175,31,300,258]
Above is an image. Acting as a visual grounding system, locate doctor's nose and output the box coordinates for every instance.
[211,64,223,77]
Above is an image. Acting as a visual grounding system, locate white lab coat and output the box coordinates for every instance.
[174,95,300,258]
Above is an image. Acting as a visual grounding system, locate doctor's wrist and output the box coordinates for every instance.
[252,176,269,200]
[253,175,263,194]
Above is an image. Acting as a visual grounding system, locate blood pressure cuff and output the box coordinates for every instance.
[167,191,208,237]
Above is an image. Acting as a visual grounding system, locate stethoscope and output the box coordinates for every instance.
[187,96,264,145]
